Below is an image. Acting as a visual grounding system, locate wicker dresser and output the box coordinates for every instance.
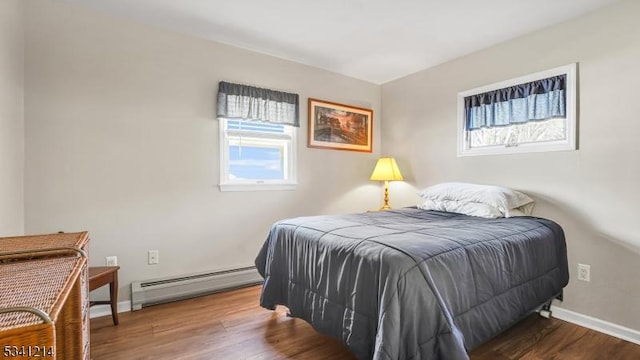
[0,232,90,360]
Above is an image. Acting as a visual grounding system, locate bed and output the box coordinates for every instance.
[255,207,569,360]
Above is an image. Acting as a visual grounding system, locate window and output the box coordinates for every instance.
[219,119,296,191]
[457,64,576,156]
[216,81,299,191]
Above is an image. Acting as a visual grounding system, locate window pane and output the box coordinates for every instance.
[469,117,566,148]
[229,145,284,180]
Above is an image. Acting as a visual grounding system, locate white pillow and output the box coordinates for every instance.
[418,182,534,217]
[417,199,504,218]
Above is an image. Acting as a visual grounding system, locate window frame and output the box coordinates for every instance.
[219,118,297,192]
[456,63,577,157]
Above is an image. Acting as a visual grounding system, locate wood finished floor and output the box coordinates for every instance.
[90,285,640,359]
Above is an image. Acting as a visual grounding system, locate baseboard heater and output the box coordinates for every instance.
[131,265,263,311]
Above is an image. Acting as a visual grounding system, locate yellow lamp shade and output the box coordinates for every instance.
[370,157,404,181]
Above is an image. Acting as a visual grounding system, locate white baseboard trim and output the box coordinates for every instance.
[551,305,640,345]
[90,300,132,319]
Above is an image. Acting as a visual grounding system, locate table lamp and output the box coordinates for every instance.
[370,157,404,210]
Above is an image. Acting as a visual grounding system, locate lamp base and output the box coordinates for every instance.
[378,180,392,211]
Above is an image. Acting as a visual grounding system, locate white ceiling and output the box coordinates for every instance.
[60,0,619,84]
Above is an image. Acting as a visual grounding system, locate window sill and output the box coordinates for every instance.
[218,183,297,192]
[458,140,575,157]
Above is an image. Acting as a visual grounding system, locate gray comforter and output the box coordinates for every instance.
[255,208,569,360]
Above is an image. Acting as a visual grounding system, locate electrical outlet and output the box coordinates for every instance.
[105,256,118,266]
[148,250,159,265]
[577,263,590,282]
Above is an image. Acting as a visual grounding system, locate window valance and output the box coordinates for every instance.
[216,81,299,127]
[464,74,566,130]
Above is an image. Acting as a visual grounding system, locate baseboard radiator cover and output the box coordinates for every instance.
[131,266,263,311]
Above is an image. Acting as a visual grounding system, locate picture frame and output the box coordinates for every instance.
[308,98,373,152]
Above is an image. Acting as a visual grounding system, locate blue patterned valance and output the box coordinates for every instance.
[217,81,300,127]
[464,75,566,130]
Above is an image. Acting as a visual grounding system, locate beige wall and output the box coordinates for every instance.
[0,0,25,236]
[382,0,640,330]
[24,0,381,300]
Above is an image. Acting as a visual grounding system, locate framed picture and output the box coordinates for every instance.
[308,98,373,152]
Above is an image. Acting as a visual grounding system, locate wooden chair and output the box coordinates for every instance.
[89,266,120,325]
